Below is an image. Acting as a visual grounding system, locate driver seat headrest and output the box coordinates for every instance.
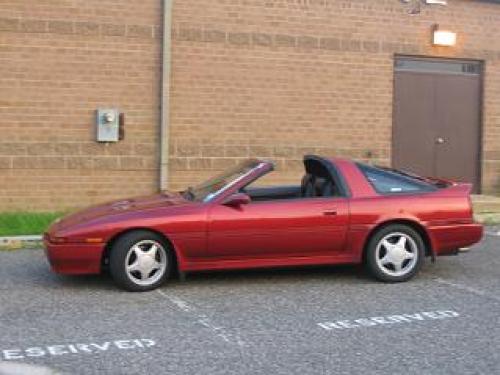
[314,177,335,197]
[301,174,315,197]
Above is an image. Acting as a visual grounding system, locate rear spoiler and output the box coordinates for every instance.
[423,176,453,188]
[431,181,474,196]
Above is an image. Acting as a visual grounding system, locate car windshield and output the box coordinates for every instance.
[183,160,263,202]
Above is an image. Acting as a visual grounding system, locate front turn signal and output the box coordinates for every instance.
[84,238,103,244]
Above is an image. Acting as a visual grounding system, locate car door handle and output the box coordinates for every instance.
[323,209,337,216]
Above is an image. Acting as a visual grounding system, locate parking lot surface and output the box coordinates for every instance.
[1,229,499,374]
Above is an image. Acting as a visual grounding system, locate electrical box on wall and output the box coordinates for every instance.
[96,108,120,142]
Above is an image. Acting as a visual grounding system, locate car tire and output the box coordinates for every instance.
[365,224,425,282]
[109,230,173,292]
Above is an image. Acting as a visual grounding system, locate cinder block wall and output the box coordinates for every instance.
[0,1,162,210]
[0,0,499,211]
[168,0,500,194]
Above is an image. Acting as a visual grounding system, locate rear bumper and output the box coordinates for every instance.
[428,223,483,256]
[44,239,104,275]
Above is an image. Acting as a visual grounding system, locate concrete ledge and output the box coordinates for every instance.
[472,194,500,214]
[0,235,42,250]
[475,213,500,225]
[0,362,62,375]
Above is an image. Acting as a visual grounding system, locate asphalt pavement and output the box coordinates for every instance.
[0,228,499,375]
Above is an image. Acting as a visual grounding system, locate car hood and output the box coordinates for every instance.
[50,192,189,232]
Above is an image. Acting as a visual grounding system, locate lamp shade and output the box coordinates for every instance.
[433,30,457,46]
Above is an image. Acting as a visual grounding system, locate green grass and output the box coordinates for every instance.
[0,212,63,236]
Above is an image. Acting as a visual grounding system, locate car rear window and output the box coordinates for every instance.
[357,163,436,194]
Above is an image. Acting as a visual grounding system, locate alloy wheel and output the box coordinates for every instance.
[125,240,167,286]
[375,232,418,277]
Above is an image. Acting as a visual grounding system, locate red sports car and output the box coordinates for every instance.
[44,155,483,291]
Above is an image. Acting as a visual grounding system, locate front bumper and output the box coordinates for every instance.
[44,238,104,275]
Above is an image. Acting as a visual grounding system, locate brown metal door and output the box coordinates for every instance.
[392,72,436,178]
[392,57,482,192]
[434,74,481,188]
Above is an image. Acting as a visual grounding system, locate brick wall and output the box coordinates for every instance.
[0,0,499,211]
[0,1,162,210]
[168,0,500,194]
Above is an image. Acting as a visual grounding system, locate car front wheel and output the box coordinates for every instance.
[109,230,172,292]
[366,224,425,282]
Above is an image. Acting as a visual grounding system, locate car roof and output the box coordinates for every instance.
[304,154,353,168]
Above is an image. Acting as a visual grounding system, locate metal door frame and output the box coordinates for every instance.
[391,54,484,193]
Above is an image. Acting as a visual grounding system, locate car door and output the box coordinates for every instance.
[206,197,349,260]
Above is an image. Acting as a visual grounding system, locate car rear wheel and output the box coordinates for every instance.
[365,224,425,282]
[109,230,173,292]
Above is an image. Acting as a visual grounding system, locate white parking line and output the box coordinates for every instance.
[436,278,500,303]
[156,289,246,347]
[485,230,500,237]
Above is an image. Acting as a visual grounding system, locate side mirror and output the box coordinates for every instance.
[222,193,251,207]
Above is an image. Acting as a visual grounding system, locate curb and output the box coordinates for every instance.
[0,235,43,250]
[0,362,62,375]
[475,213,500,225]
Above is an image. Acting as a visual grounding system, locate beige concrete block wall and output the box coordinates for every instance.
[0,1,162,210]
[0,0,499,211]
[168,0,500,193]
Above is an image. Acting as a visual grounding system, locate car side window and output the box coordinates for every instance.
[358,164,433,194]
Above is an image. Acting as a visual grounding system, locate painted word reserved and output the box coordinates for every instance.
[1,338,156,361]
[318,310,459,330]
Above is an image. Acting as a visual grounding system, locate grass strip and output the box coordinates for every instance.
[0,212,63,236]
